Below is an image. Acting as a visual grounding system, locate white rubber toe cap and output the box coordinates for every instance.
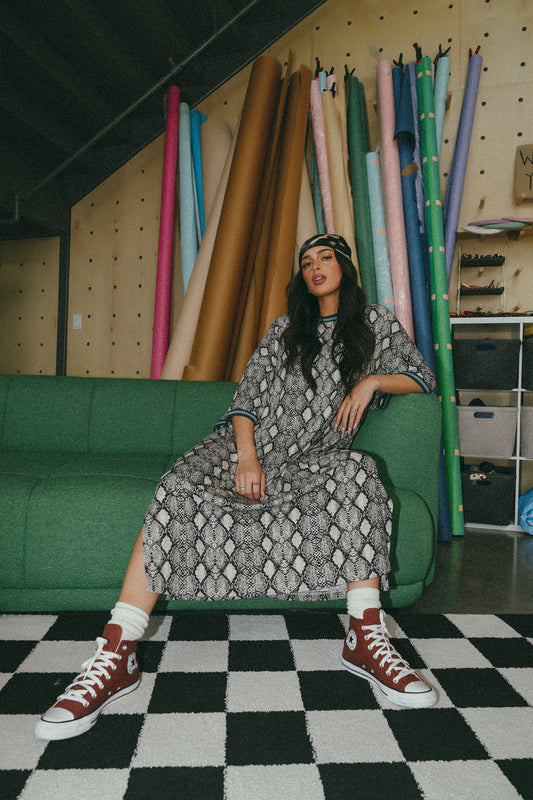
[406,680,433,694]
[40,706,75,723]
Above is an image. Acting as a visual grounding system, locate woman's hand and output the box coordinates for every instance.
[335,376,378,435]
[235,454,266,500]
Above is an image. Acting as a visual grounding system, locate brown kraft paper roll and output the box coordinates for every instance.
[257,64,312,340]
[224,53,294,380]
[183,55,282,382]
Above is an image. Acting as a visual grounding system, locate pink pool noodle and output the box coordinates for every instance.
[377,61,414,339]
[310,79,335,232]
[151,85,180,379]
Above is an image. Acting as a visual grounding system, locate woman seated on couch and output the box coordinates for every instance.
[36,234,437,741]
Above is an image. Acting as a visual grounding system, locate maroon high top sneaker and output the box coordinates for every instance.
[35,624,140,740]
[342,608,437,708]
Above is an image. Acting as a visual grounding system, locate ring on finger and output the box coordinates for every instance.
[239,485,245,490]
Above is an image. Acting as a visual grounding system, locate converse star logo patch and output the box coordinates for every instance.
[127,653,138,675]
[346,629,357,651]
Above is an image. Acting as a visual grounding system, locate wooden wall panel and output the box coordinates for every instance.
[0,237,59,375]
[67,136,174,377]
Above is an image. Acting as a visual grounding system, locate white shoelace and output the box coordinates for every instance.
[361,610,418,684]
[57,637,122,707]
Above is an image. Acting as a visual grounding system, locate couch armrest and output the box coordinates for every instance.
[353,393,441,526]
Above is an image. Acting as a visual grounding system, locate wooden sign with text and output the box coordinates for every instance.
[514,145,533,202]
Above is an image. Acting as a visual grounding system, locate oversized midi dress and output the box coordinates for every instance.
[143,305,435,601]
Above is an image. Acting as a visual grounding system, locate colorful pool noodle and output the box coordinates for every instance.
[347,75,377,303]
[190,109,207,238]
[366,152,394,313]
[179,102,198,293]
[443,53,482,282]
[416,56,464,538]
[309,79,335,232]
[393,67,434,370]
[150,85,179,380]
[377,60,414,340]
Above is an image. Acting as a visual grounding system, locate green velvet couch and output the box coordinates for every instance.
[0,374,441,612]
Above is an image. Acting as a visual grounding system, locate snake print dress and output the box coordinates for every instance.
[143,305,435,601]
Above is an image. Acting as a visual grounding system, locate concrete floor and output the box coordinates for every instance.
[410,528,533,614]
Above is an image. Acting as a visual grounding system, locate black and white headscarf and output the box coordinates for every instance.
[298,233,352,266]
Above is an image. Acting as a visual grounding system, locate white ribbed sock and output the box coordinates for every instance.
[347,587,381,619]
[108,601,150,641]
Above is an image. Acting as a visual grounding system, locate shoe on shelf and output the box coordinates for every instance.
[35,623,140,741]
[342,608,437,709]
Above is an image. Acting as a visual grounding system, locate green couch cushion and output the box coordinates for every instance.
[50,453,173,481]
[0,475,39,587]
[88,378,178,454]
[171,380,236,454]
[2,375,94,452]
[0,451,71,478]
[385,486,434,587]
[25,473,158,589]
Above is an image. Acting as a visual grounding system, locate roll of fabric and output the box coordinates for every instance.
[443,53,483,282]
[190,109,207,238]
[258,65,312,340]
[201,117,233,223]
[183,55,282,382]
[377,60,414,339]
[366,152,394,312]
[150,85,180,380]
[294,159,318,274]
[394,68,434,369]
[417,55,464,538]
[160,124,238,380]
[311,147,326,234]
[309,78,335,232]
[407,62,426,236]
[225,54,294,380]
[322,88,357,264]
[179,102,198,293]
[433,56,450,158]
[347,74,377,303]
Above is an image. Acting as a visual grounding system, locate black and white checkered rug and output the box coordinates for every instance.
[1,610,532,800]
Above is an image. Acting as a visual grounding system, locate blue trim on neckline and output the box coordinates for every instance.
[320,314,337,321]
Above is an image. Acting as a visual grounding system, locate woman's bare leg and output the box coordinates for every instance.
[118,526,160,615]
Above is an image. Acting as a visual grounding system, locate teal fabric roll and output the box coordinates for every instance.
[347,75,376,303]
[179,102,198,293]
[366,152,394,312]
[416,57,464,537]
[190,109,207,238]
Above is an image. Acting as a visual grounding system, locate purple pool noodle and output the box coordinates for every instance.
[443,54,483,282]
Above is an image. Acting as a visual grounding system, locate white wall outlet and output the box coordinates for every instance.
[72,313,82,330]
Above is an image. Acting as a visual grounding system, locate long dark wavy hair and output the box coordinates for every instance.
[281,251,375,392]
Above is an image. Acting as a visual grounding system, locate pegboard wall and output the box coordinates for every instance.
[0,237,59,375]
[2,0,533,377]
[67,135,183,378]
